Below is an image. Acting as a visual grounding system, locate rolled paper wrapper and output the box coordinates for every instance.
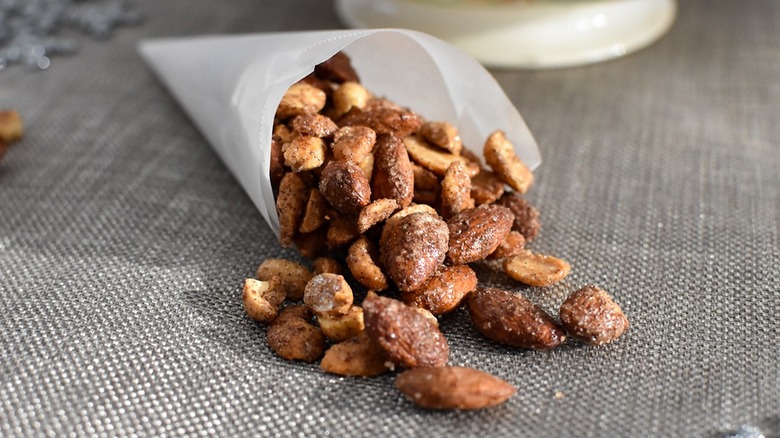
[139,29,540,236]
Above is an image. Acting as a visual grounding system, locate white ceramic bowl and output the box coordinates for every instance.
[336,0,677,69]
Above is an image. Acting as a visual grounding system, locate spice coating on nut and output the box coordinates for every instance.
[380,212,449,292]
[363,294,449,368]
[468,287,566,350]
[560,285,629,345]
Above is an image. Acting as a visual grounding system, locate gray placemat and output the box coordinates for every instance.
[1,0,778,436]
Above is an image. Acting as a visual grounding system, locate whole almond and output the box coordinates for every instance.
[559,285,629,346]
[468,287,566,350]
[372,134,414,208]
[446,204,513,264]
[319,160,371,215]
[396,366,516,410]
[380,212,449,292]
[363,294,449,368]
[401,265,477,315]
[338,107,423,138]
[497,192,541,241]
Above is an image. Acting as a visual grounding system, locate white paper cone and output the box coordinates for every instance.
[138,29,540,236]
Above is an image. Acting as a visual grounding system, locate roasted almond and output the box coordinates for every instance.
[363,294,449,368]
[338,106,423,139]
[419,121,462,155]
[468,287,566,350]
[314,51,360,83]
[559,285,629,346]
[401,265,477,315]
[290,113,338,138]
[470,169,505,205]
[319,160,372,215]
[380,212,449,292]
[446,204,513,264]
[396,366,516,410]
[497,192,541,241]
[332,125,376,164]
[371,134,414,208]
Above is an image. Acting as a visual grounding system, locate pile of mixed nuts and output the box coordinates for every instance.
[242,53,629,410]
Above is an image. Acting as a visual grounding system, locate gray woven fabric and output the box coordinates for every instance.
[2,1,779,436]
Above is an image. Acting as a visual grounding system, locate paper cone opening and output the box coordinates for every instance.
[139,29,540,237]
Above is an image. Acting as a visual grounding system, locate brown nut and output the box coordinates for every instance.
[486,231,526,260]
[283,136,327,172]
[276,83,327,119]
[319,160,372,215]
[299,188,328,233]
[332,82,372,117]
[559,285,629,346]
[446,204,513,265]
[267,305,326,362]
[440,160,475,219]
[317,305,365,342]
[256,258,313,301]
[314,51,360,84]
[468,287,566,350]
[363,294,449,368]
[312,257,343,275]
[0,110,24,144]
[332,125,376,164]
[396,366,516,410]
[320,332,389,377]
[503,250,570,287]
[419,121,462,155]
[371,134,414,208]
[293,229,328,258]
[403,135,479,177]
[290,113,338,138]
[497,192,541,242]
[412,162,441,191]
[401,265,477,315]
[303,273,354,317]
[270,136,287,191]
[357,198,399,234]
[338,107,423,138]
[484,130,534,193]
[242,277,286,323]
[379,203,438,249]
[470,169,506,205]
[347,236,389,291]
[380,212,449,293]
[326,214,360,250]
[276,172,309,247]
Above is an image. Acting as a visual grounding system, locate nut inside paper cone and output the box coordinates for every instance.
[139,29,539,237]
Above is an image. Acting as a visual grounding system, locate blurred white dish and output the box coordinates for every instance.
[336,0,677,69]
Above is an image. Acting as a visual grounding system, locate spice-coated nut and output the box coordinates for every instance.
[363,293,449,368]
[303,273,354,317]
[320,332,389,377]
[559,285,629,346]
[503,250,570,287]
[267,305,326,362]
[468,287,566,350]
[256,258,313,301]
[484,130,534,193]
[396,366,516,410]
